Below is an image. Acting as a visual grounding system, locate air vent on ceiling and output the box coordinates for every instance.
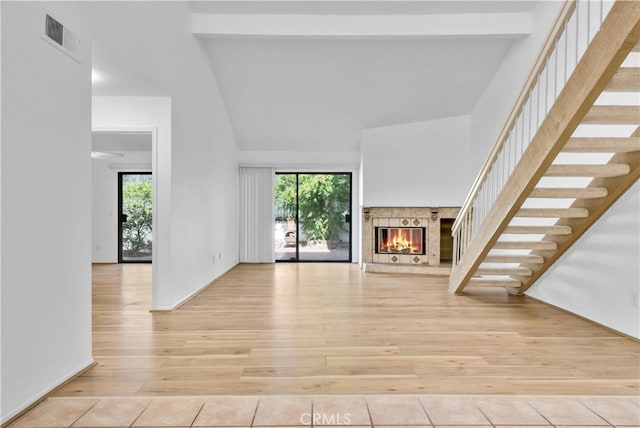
[42,13,81,62]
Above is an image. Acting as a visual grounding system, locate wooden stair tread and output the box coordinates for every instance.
[450,1,640,295]
[529,187,608,199]
[493,241,557,250]
[516,208,589,218]
[582,105,640,124]
[546,164,630,177]
[504,225,572,235]
[476,267,533,276]
[605,67,640,92]
[468,278,522,288]
[562,137,640,153]
[484,254,544,264]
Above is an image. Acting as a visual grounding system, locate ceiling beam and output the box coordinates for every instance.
[192,13,532,38]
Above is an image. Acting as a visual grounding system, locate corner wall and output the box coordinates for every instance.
[81,0,240,309]
[1,2,93,421]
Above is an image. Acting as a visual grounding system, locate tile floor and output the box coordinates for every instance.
[8,395,640,428]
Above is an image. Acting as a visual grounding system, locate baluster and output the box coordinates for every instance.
[461,226,465,260]
[471,197,477,239]
[515,114,523,163]
[528,91,533,146]
[500,144,509,189]
[458,219,464,258]
[575,1,579,67]
[565,12,575,81]
[521,110,526,158]
[453,232,458,266]
[554,39,559,100]
[508,130,515,178]
[480,184,487,228]
[476,188,483,232]
[589,0,599,42]
[493,159,499,202]
[468,210,472,250]
[546,53,553,114]
[564,29,569,84]
[575,0,586,77]
[531,79,542,140]
[463,212,469,252]
[487,163,496,211]
[600,0,603,25]
[498,146,505,190]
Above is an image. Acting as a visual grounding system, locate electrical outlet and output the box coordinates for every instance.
[95,244,101,251]
[218,252,222,260]
[632,292,639,309]
[212,254,216,264]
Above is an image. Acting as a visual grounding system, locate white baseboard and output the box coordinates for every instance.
[2,359,96,425]
[151,262,239,312]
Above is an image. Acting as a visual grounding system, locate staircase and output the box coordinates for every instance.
[450,0,640,295]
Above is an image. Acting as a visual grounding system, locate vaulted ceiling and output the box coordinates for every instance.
[92,1,539,152]
[191,1,536,152]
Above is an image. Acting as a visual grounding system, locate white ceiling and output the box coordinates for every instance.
[205,37,514,151]
[193,0,535,152]
[91,1,538,153]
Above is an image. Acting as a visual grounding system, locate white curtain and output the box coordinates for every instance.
[239,167,275,262]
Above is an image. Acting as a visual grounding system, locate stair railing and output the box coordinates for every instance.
[450,0,620,292]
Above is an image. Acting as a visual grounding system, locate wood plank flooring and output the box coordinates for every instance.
[53,263,639,397]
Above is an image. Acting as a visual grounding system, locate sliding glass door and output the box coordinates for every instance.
[275,173,352,262]
[118,172,152,263]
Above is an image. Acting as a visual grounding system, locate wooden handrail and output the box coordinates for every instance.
[452,0,576,234]
[449,0,640,293]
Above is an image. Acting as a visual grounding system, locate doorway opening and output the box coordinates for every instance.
[275,172,352,262]
[440,218,455,263]
[118,172,153,263]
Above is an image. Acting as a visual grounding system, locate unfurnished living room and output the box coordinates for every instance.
[1,0,639,427]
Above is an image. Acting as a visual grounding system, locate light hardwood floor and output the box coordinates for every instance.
[53,263,639,397]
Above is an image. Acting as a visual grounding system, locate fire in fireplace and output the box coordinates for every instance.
[375,227,425,255]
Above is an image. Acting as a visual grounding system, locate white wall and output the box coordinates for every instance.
[92,151,152,263]
[361,115,472,207]
[83,0,240,310]
[1,2,93,421]
[470,1,562,172]
[527,182,640,339]
[2,0,240,419]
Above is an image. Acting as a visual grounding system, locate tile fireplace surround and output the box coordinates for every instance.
[362,207,459,275]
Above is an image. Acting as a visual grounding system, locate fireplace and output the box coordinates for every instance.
[362,206,460,272]
[375,227,425,255]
